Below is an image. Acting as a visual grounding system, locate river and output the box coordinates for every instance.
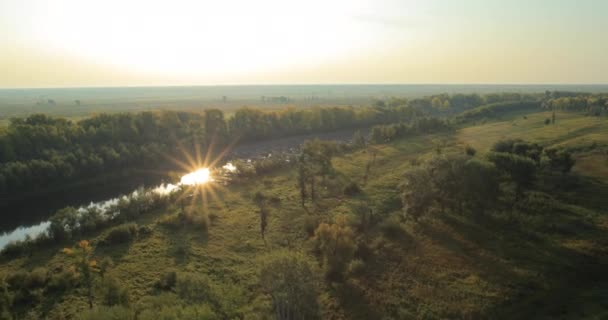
[0,127,367,249]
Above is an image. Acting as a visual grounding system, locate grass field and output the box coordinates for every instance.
[1,110,607,319]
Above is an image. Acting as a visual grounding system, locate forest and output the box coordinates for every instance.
[0,90,607,319]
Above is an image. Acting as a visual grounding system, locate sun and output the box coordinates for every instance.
[180,168,212,186]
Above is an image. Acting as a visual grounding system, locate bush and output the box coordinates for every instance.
[155,271,177,291]
[79,306,132,320]
[313,215,356,280]
[138,225,154,237]
[465,145,477,156]
[303,215,320,237]
[544,118,551,125]
[105,223,138,245]
[175,273,214,303]
[23,268,48,290]
[47,268,78,292]
[380,216,406,240]
[100,276,130,307]
[183,207,210,232]
[259,251,320,320]
[161,207,210,232]
[1,240,28,258]
[343,182,361,196]
[347,259,366,277]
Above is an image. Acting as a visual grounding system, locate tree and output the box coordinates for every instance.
[63,240,99,308]
[297,157,308,207]
[260,251,320,320]
[402,166,436,220]
[487,152,537,198]
[545,149,576,174]
[253,191,269,240]
[461,159,500,214]
[352,130,366,148]
[313,215,356,279]
[0,278,12,320]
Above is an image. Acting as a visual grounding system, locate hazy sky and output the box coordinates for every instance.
[1,0,607,87]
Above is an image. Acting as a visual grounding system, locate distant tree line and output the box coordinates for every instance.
[541,91,608,116]
[374,92,542,115]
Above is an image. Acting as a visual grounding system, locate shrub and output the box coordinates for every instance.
[0,278,12,320]
[155,271,177,291]
[183,207,210,232]
[138,225,154,237]
[79,306,133,320]
[343,182,361,196]
[160,207,210,232]
[465,145,477,156]
[105,223,138,245]
[47,268,78,292]
[23,268,48,290]
[6,270,27,290]
[175,273,214,303]
[544,118,551,125]
[138,304,217,320]
[100,276,130,307]
[303,215,320,237]
[313,215,356,280]
[380,216,405,240]
[1,240,28,258]
[259,251,320,320]
[347,259,366,277]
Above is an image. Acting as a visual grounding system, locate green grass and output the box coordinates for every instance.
[2,110,608,319]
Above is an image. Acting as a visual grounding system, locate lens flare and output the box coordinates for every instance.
[180,168,211,186]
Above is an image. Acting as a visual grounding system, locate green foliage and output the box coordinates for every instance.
[456,101,540,122]
[545,148,576,174]
[175,273,246,319]
[370,118,451,143]
[47,268,79,293]
[259,251,320,320]
[160,206,210,232]
[343,181,361,196]
[79,306,133,320]
[0,278,12,320]
[155,271,177,291]
[487,151,537,195]
[104,224,138,245]
[465,145,477,156]
[313,215,356,280]
[402,154,500,219]
[100,276,129,307]
[347,259,366,277]
[492,139,543,165]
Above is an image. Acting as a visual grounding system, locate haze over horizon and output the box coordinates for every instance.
[2,0,608,88]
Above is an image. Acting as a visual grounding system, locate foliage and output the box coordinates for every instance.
[487,152,537,196]
[545,148,576,174]
[259,251,320,320]
[402,154,500,219]
[343,181,362,196]
[456,101,541,122]
[313,215,356,280]
[104,224,138,245]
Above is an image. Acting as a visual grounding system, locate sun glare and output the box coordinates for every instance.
[180,168,211,186]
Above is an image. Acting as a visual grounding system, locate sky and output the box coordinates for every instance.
[1,0,607,88]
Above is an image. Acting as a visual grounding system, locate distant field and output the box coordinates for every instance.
[3,84,608,120]
[459,111,608,151]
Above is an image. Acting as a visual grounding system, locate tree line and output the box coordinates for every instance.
[0,104,423,198]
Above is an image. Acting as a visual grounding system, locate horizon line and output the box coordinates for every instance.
[2,83,608,90]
